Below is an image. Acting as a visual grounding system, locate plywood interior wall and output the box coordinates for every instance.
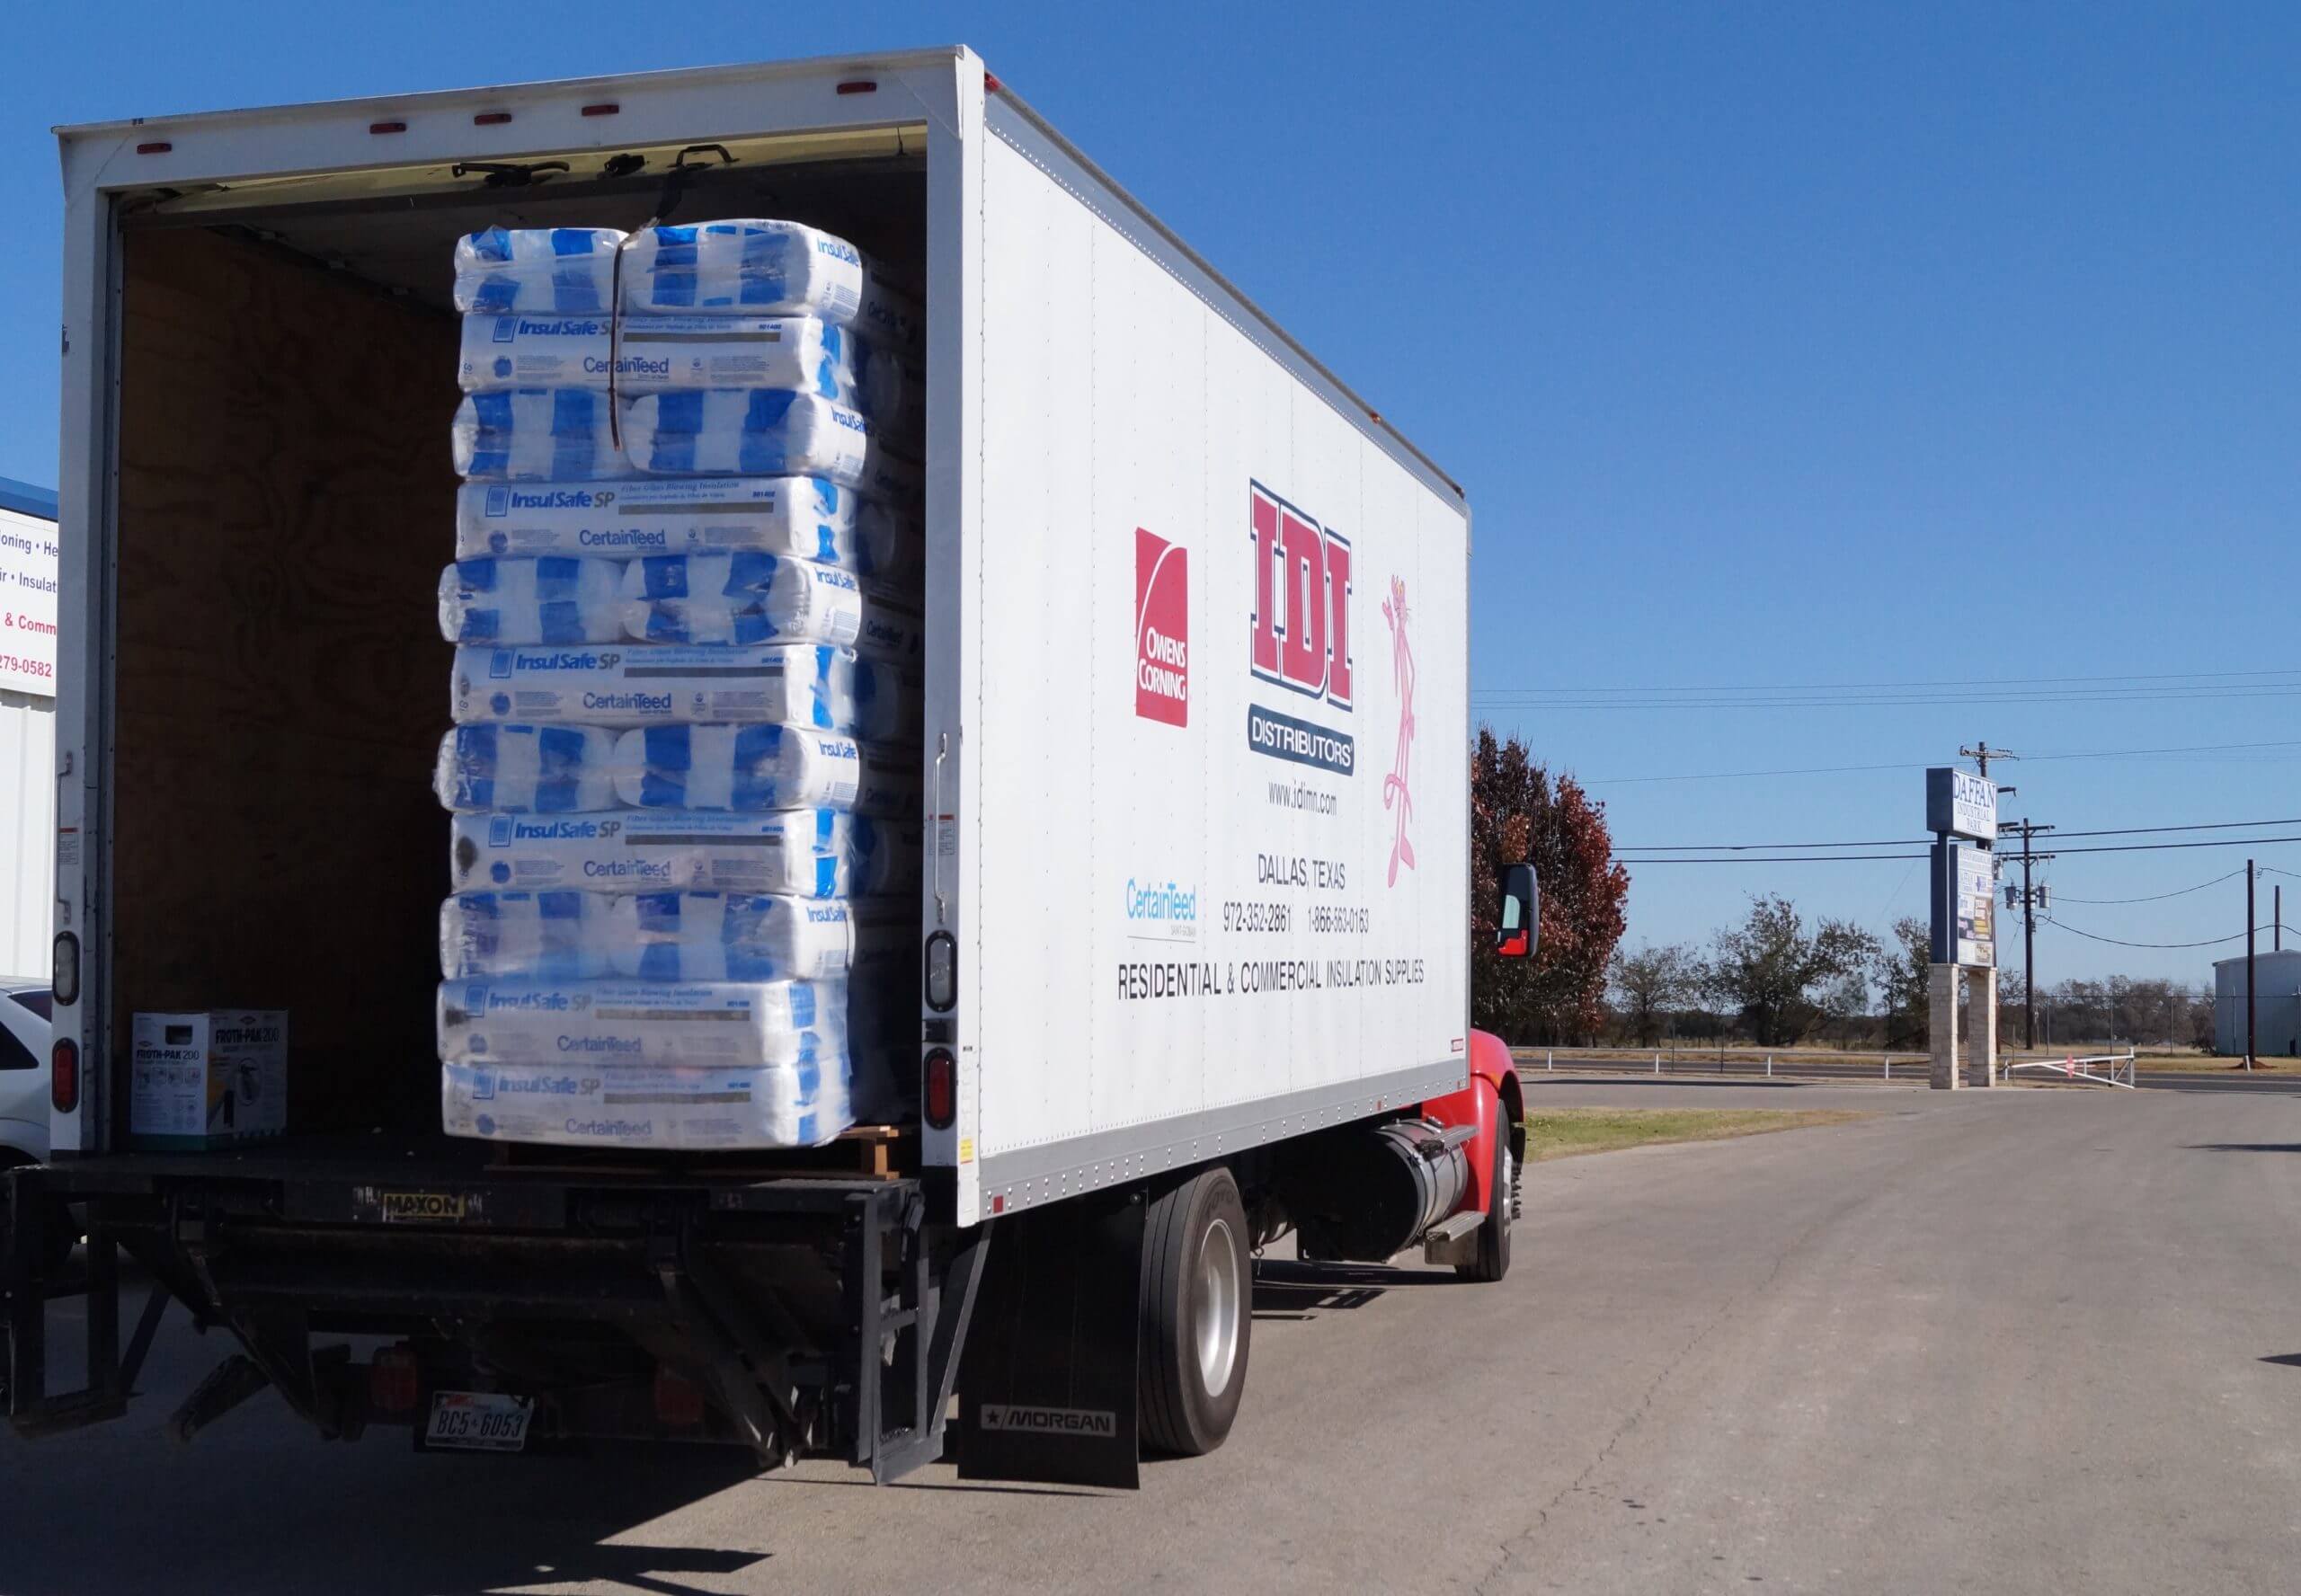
[112,226,456,1136]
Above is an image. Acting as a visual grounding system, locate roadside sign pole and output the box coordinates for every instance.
[2246,861,2257,1071]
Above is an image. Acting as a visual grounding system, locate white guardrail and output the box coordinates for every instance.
[1522,1046,2141,1088]
[1526,1049,1928,1080]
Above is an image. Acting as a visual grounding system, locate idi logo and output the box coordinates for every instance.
[1248,483,1353,709]
[1134,528,1189,727]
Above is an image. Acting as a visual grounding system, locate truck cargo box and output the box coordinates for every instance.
[42,49,1470,1219]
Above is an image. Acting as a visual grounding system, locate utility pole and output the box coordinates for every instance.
[2245,860,2257,1070]
[1999,818,2054,1048]
[2278,884,2283,952]
[1960,741,2019,780]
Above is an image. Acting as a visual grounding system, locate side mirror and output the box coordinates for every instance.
[1495,863,1539,959]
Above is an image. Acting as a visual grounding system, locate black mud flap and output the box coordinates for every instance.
[956,1186,1143,1490]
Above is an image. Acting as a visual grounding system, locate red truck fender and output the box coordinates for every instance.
[1419,1030,1524,1218]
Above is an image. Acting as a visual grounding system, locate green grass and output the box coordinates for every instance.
[1524,1107,1870,1161]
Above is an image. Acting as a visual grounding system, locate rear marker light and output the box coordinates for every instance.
[923,1048,955,1130]
[473,111,512,126]
[582,103,620,118]
[836,80,877,96]
[369,121,406,136]
[983,74,1003,93]
[924,931,956,1012]
[54,931,79,1006]
[136,142,172,155]
[52,1037,79,1115]
[369,1349,419,1414]
[653,1366,706,1427]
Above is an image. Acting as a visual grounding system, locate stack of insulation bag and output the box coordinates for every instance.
[432,221,926,1150]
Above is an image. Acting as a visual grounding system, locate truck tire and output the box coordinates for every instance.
[1456,1131,1513,1282]
[1139,1166,1251,1457]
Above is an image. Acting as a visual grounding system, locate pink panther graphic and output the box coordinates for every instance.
[1381,576,1416,886]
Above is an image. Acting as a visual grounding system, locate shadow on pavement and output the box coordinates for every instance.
[2,1433,767,1596]
[2259,1353,2301,1368]
[1250,1257,1456,1319]
[2186,1143,2301,1152]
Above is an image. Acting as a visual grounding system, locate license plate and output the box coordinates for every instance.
[424,1391,532,1452]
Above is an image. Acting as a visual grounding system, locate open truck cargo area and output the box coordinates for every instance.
[5,49,1525,1488]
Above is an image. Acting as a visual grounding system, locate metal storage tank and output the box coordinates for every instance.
[0,475,58,980]
[2212,947,2301,1058]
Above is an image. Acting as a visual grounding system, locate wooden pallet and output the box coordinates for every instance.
[488,1123,916,1181]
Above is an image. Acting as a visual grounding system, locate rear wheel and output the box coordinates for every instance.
[1456,1131,1514,1282]
[1138,1166,1251,1456]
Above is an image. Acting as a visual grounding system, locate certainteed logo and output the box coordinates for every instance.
[979,1404,1119,1437]
[1134,528,1188,726]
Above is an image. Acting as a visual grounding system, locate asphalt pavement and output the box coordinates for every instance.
[6,1078,2300,1594]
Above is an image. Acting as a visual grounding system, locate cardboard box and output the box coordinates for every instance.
[130,1011,289,1149]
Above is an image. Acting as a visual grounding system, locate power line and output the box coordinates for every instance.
[2048,835,2301,857]
[2052,870,2245,906]
[1622,853,1929,864]
[1579,740,2301,786]
[2041,919,2250,951]
[1616,815,2301,856]
[1623,834,2301,864]
[1611,846,1932,855]
[2043,918,2301,952]
[2039,816,2301,841]
[1479,687,2301,711]
[1487,666,2301,696]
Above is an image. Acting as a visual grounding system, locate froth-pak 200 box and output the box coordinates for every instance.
[129,1011,289,1149]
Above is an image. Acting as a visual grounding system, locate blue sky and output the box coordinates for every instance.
[5,3,2297,986]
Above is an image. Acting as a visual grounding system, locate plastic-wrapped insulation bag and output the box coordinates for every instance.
[438,556,624,644]
[619,553,865,647]
[453,226,626,315]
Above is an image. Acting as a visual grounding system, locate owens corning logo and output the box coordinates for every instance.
[1134,528,1187,727]
[978,1405,1117,1437]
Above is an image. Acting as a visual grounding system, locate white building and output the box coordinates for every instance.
[0,475,58,980]
[2212,947,2301,1059]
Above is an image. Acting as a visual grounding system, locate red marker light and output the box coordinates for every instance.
[923,1048,955,1130]
[581,102,620,118]
[136,141,172,155]
[983,73,1003,93]
[369,1348,419,1414]
[51,1037,79,1113]
[836,80,877,96]
[369,120,407,136]
[653,1366,706,1427]
[474,111,512,126]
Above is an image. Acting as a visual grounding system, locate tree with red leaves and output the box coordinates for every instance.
[1471,726,1630,1043]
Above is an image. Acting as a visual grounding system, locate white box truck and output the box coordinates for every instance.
[4,48,1538,1486]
